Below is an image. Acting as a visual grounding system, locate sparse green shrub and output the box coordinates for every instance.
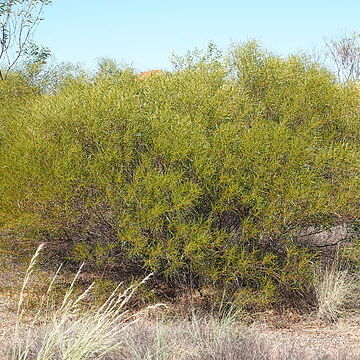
[1,42,359,307]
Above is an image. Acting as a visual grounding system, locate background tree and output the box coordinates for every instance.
[0,0,51,80]
[325,31,360,82]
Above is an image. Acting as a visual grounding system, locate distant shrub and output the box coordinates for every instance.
[1,42,359,307]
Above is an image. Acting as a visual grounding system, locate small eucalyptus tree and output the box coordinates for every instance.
[0,0,51,80]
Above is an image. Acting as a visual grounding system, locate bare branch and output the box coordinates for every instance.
[325,31,360,82]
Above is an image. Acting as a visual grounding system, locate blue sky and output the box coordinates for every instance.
[35,0,360,72]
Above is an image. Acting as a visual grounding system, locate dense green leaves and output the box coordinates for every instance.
[1,43,359,307]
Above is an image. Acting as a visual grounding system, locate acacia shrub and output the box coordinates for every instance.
[0,75,41,232]
[1,43,359,307]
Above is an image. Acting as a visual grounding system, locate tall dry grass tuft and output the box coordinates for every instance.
[315,263,359,322]
[4,243,161,360]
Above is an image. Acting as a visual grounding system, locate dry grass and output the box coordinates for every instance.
[0,244,359,360]
[315,264,360,322]
[3,316,359,360]
[1,244,161,360]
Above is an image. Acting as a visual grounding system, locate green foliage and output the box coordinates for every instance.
[0,0,52,80]
[20,59,86,93]
[1,42,359,307]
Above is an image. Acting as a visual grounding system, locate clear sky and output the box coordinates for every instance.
[35,0,360,72]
